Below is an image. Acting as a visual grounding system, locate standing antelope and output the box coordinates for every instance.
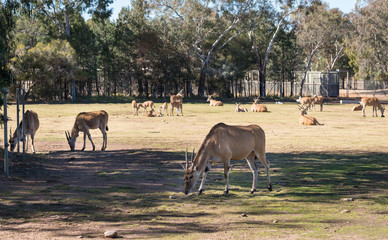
[9,110,40,153]
[132,100,139,116]
[360,97,385,117]
[139,101,155,115]
[184,123,271,195]
[170,93,183,116]
[65,110,109,151]
[159,102,168,116]
[297,96,314,110]
[299,107,323,125]
[251,98,268,112]
[207,96,223,106]
[235,103,248,112]
[312,95,324,111]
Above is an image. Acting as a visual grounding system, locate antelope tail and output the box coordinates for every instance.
[106,126,109,131]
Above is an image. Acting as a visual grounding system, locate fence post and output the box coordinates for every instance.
[22,89,26,163]
[16,88,20,153]
[3,88,9,178]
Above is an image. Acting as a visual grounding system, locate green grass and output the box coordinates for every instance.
[0,101,387,239]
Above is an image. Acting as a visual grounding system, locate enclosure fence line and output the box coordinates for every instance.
[2,88,27,177]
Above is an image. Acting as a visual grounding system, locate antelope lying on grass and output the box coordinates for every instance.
[207,96,223,106]
[235,103,248,112]
[360,97,385,117]
[170,93,183,116]
[132,100,139,115]
[299,107,323,125]
[146,109,162,117]
[9,110,40,153]
[65,110,109,151]
[139,101,155,115]
[352,104,363,111]
[183,123,271,195]
[251,98,268,112]
[312,95,324,111]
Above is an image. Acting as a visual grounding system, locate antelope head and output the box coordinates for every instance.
[253,97,259,104]
[206,96,213,102]
[298,106,308,116]
[65,131,76,151]
[9,127,17,152]
[184,148,199,195]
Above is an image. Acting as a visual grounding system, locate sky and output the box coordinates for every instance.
[107,0,359,21]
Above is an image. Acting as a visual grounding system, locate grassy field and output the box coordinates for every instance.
[0,101,387,239]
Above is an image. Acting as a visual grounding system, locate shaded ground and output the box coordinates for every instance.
[0,145,387,239]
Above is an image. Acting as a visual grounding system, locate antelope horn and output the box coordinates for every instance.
[191,148,195,163]
[185,148,188,170]
[180,163,186,170]
[65,131,70,141]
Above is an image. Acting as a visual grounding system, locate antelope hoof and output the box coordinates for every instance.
[223,190,229,196]
[249,189,256,194]
[382,115,385,118]
[92,147,95,151]
[198,189,203,195]
[268,184,273,192]
[81,148,85,151]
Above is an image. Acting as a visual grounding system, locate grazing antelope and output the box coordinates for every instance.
[9,110,40,153]
[235,103,248,112]
[170,93,183,116]
[183,123,271,195]
[138,101,155,115]
[352,104,363,111]
[312,95,324,111]
[360,97,385,117]
[207,96,223,106]
[251,98,268,112]
[299,107,323,125]
[65,110,109,151]
[132,100,139,116]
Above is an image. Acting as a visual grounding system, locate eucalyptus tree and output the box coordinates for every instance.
[248,0,298,97]
[9,39,77,101]
[153,0,255,97]
[30,0,113,100]
[349,0,388,81]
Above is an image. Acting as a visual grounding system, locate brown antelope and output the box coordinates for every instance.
[251,98,268,112]
[146,109,162,117]
[207,96,223,106]
[184,123,271,195]
[352,104,363,111]
[9,110,40,153]
[360,97,385,117]
[297,96,313,110]
[138,101,155,115]
[159,102,168,116]
[235,103,248,112]
[170,93,183,116]
[132,100,139,115]
[312,95,324,111]
[299,107,323,125]
[65,110,109,151]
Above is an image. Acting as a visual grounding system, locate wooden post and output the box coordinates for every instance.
[22,89,26,163]
[3,88,9,177]
[16,88,20,153]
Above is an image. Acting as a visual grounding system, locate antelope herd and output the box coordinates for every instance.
[7,93,386,197]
